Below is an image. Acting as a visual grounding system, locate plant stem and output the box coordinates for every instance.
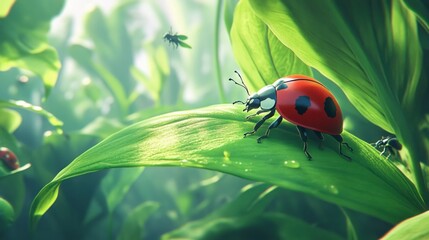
[214,0,226,103]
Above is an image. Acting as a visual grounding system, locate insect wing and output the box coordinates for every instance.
[177,35,188,40]
[178,40,192,49]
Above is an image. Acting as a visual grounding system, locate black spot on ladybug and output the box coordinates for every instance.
[295,96,311,115]
[324,97,336,118]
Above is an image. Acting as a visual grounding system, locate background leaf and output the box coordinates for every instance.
[0,109,21,133]
[30,105,426,228]
[163,213,342,240]
[403,0,429,30]
[0,0,15,18]
[101,168,144,214]
[116,201,159,240]
[381,210,429,240]
[0,197,14,234]
[230,0,311,92]
[223,0,238,34]
[0,100,63,133]
[0,0,64,97]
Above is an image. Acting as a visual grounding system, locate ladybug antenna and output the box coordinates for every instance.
[232,100,245,105]
[229,71,250,96]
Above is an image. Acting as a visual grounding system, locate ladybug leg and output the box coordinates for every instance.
[257,116,283,143]
[244,110,275,138]
[246,109,265,120]
[331,135,352,160]
[312,130,324,149]
[296,126,312,160]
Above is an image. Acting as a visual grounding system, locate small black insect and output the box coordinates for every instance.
[163,28,191,49]
[371,136,402,159]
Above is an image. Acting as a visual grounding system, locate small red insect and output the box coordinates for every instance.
[0,147,20,170]
[230,72,352,160]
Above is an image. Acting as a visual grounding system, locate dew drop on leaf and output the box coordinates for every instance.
[283,160,300,169]
[223,150,231,162]
[197,160,207,165]
[325,184,339,195]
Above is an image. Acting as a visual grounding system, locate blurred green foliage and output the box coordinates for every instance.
[0,0,428,239]
[0,0,63,97]
[0,197,14,234]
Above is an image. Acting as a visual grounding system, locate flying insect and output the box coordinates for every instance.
[163,28,191,49]
[371,136,402,159]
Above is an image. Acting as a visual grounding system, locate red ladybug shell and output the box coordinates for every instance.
[275,75,343,135]
[0,147,20,170]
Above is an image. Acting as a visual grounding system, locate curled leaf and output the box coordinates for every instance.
[230,0,311,91]
[248,0,425,134]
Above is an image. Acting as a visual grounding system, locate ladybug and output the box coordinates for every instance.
[230,71,352,160]
[0,147,20,170]
[371,136,402,159]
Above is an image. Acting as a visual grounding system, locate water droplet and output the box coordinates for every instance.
[244,168,250,172]
[197,160,207,165]
[325,184,339,194]
[221,163,227,167]
[44,131,53,137]
[18,75,29,83]
[283,160,300,169]
[223,150,231,162]
[32,106,42,111]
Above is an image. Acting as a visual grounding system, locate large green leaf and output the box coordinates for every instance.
[30,105,426,228]
[0,0,63,97]
[381,210,429,240]
[230,0,311,92]
[248,0,424,134]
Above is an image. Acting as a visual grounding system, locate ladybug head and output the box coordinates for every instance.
[230,71,277,112]
[244,94,261,112]
[0,147,20,170]
[243,85,277,112]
